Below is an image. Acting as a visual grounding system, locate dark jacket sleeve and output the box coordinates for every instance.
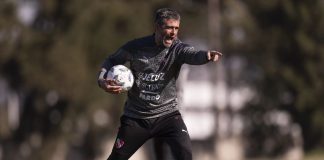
[101,48,131,71]
[98,44,132,83]
[177,43,209,65]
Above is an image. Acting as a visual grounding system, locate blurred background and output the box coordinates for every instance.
[1,0,324,160]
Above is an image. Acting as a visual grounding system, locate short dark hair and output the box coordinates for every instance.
[154,8,181,26]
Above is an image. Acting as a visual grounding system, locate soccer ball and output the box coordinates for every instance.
[107,65,134,91]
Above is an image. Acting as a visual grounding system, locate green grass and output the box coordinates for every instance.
[304,149,324,160]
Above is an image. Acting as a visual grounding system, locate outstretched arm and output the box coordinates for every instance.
[178,44,223,65]
[207,50,223,62]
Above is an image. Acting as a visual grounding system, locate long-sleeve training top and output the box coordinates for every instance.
[99,34,210,119]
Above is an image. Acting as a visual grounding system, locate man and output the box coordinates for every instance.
[98,8,222,160]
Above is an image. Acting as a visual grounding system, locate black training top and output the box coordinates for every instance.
[101,34,210,119]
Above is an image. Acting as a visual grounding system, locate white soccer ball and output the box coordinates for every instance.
[107,65,134,91]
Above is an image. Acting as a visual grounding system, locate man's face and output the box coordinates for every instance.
[155,18,180,47]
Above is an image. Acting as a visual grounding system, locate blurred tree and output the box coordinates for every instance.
[247,1,324,150]
[236,0,324,154]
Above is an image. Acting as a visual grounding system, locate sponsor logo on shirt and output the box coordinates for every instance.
[136,72,165,102]
[138,72,165,82]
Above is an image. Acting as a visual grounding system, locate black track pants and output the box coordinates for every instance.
[107,111,192,160]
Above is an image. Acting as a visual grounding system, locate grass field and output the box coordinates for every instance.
[304,149,324,160]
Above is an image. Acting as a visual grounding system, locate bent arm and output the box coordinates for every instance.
[100,48,131,73]
[98,48,131,93]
